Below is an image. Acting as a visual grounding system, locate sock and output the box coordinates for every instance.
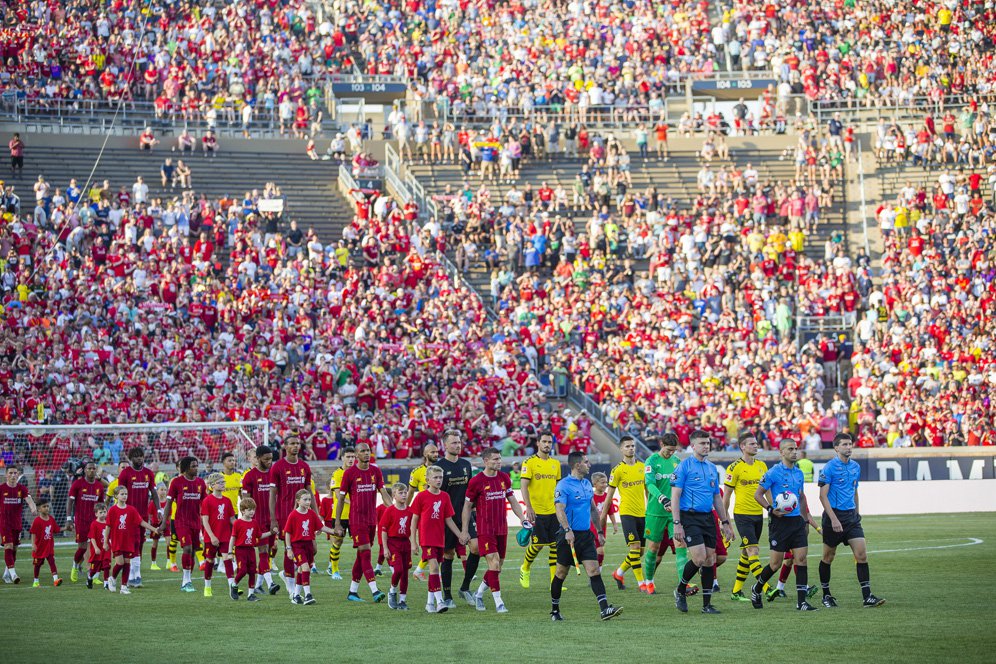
[103,564,110,581]
[733,551,750,593]
[89,562,98,579]
[224,559,234,580]
[678,560,699,595]
[548,547,558,581]
[150,542,158,562]
[432,590,444,606]
[121,563,130,586]
[181,552,192,571]
[628,549,644,583]
[460,553,481,592]
[4,549,14,568]
[300,570,311,587]
[204,578,212,589]
[303,584,311,595]
[485,569,500,592]
[74,548,85,565]
[675,546,689,584]
[618,554,632,574]
[359,548,376,583]
[283,552,295,577]
[399,567,409,595]
[367,580,379,594]
[589,573,609,611]
[779,559,793,583]
[428,573,441,592]
[856,562,871,600]
[523,543,540,570]
[819,560,833,597]
[417,560,428,572]
[597,551,604,567]
[392,566,404,588]
[248,570,257,589]
[753,563,776,595]
[167,540,177,564]
[400,593,407,602]
[262,571,273,586]
[492,590,503,606]
[476,580,489,597]
[748,554,767,590]
[182,568,191,585]
[259,551,270,576]
[440,558,453,600]
[351,554,362,583]
[112,563,123,580]
[796,565,809,605]
[33,560,42,580]
[130,557,140,578]
[551,574,564,611]
[701,565,715,606]
[349,580,360,593]
[330,541,341,572]
[204,561,214,581]
[196,547,204,564]
[643,548,658,583]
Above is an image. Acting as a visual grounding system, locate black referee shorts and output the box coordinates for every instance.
[768,515,808,553]
[734,514,764,548]
[531,513,559,545]
[620,515,646,547]
[822,509,865,549]
[445,512,477,551]
[679,511,716,549]
[556,529,597,566]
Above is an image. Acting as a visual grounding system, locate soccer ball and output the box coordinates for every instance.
[773,491,798,513]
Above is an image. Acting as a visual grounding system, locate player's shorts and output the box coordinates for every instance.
[351,524,376,548]
[112,548,135,559]
[75,529,91,545]
[620,515,646,547]
[174,521,201,549]
[713,514,728,557]
[203,540,231,559]
[335,519,351,536]
[445,513,477,552]
[234,546,258,575]
[387,537,412,570]
[768,515,808,553]
[556,528,597,566]
[478,534,507,559]
[0,527,20,547]
[531,513,559,544]
[644,513,673,544]
[421,545,444,563]
[734,513,764,548]
[291,540,316,566]
[679,511,716,549]
[822,509,865,548]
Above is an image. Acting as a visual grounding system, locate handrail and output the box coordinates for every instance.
[856,139,872,259]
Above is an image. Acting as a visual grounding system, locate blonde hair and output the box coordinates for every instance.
[426,465,443,479]
[206,472,224,486]
[591,472,608,484]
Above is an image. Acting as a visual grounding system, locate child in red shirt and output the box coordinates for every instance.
[87,503,111,589]
[284,489,336,605]
[30,499,61,587]
[378,483,415,610]
[106,486,159,595]
[201,473,237,598]
[229,497,275,602]
[410,466,462,613]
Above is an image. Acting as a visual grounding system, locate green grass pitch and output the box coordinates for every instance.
[3,513,995,663]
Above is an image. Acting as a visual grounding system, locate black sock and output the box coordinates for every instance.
[440,558,453,600]
[701,565,715,607]
[856,562,871,600]
[460,554,481,593]
[551,575,564,611]
[678,560,699,595]
[753,563,776,594]
[795,565,808,605]
[589,574,609,611]
[819,561,832,597]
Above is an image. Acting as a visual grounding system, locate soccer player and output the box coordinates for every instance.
[230,497,275,601]
[642,433,687,596]
[335,442,392,603]
[326,447,356,579]
[30,499,62,587]
[407,443,438,581]
[600,436,648,592]
[106,486,159,594]
[380,483,415,610]
[87,503,111,589]
[818,433,886,608]
[285,489,337,605]
[519,432,562,589]
[220,452,244,512]
[436,429,480,608]
[462,447,528,612]
[201,473,237,598]
[117,447,160,587]
[551,451,623,621]
[411,464,464,613]
[269,435,316,599]
[163,455,208,592]
[1,465,36,584]
[671,430,734,614]
[241,444,278,594]
[750,438,822,611]
[590,472,616,570]
[723,433,769,601]
[66,460,106,582]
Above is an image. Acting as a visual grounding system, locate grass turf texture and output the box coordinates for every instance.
[3,513,994,663]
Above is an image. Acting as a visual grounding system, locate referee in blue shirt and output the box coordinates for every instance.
[671,430,734,614]
[818,433,886,608]
[751,438,822,611]
[551,452,622,622]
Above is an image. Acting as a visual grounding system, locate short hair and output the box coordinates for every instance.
[391,482,408,495]
[4,464,19,472]
[294,488,311,502]
[355,442,371,452]
[567,451,585,468]
[591,471,608,484]
[832,432,853,446]
[283,435,302,446]
[127,447,145,460]
[482,447,500,461]
[778,438,798,450]
[95,502,108,514]
[255,445,272,458]
[178,456,198,474]
[114,486,128,496]
[738,432,758,448]
[342,446,356,456]
[239,497,256,512]
[619,435,635,446]
[221,452,235,462]
[690,429,711,444]
[36,498,50,508]
[538,430,554,440]
[156,482,167,491]
[660,432,679,448]
[205,472,224,486]
[426,465,443,478]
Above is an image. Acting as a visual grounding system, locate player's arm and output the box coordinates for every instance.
[66,493,76,531]
[460,499,473,541]
[753,484,774,512]
[410,513,420,555]
[722,465,736,514]
[161,496,174,533]
[268,483,278,532]
[380,486,393,506]
[334,480,348,535]
[599,484,617,529]
[712,491,734,543]
[138,516,157,533]
[854,486,860,517]
[645,463,669,509]
[103,523,110,552]
[25,492,37,515]
[519,469,535,522]
[202,512,219,546]
[555,499,574,546]
[819,482,841,531]
[506,490,526,523]
[444,516,462,538]
[670,486,684,544]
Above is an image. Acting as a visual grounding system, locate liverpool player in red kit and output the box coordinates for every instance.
[2,465,37,584]
[162,456,207,592]
[285,489,337,605]
[462,448,529,613]
[269,435,316,600]
[30,499,62,587]
[67,460,106,583]
[230,497,275,601]
[106,486,159,595]
[335,442,392,603]
[379,483,414,610]
[241,444,279,594]
[201,473,236,598]
[117,447,160,587]
[411,465,464,613]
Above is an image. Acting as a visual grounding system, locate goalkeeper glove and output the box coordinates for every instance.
[658,495,671,510]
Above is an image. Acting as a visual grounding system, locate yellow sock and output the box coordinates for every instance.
[417,560,428,571]
[619,557,632,573]
[330,541,341,573]
[523,543,541,571]
[629,549,644,583]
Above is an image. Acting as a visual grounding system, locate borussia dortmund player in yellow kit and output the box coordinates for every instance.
[519,433,562,588]
[600,437,648,592]
[723,433,769,601]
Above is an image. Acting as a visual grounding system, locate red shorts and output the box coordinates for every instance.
[89,549,111,565]
[387,537,412,570]
[420,545,444,563]
[351,524,376,548]
[203,540,230,559]
[75,530,90,545]
[477,534,507,558]
[112,549,135,559]
[174,521,200,549]
[291,540,316,566]
[1,527,21,547]
[234,546,257,576]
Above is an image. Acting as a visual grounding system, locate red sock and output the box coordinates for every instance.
[247,569,256,589]
[121,562,130,586]
[47,555,57,574]
[150,543,158,561]
[597,552,604,566]
[33,560,43,579]
[181,552,193,571]
[428,573,441,592]
[399,569,409,594]
[300,570,310,586]
[103,564,110,581]
[204,560,214,580]
[223,559,234,579]
[351,555,362,583]
[4,548,14,567]
[74,548,85,565]
[283,552,294,577]
[779,560,793,583]
[259,551,270,572]
[378,549,385,565]
[89,562,99,579]
[359,548,375,582]
[391,567,404,588]
[112,563,123,580]
[486,569,500,592]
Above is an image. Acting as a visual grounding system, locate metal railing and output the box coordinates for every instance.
[856,139,872,259]
[810,94,981,133]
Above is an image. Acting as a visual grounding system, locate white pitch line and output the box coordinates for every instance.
[868,537,984,555]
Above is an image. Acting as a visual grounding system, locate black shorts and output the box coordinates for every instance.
[620,515,646,547]
[556,528,597,566]
[531,513,559,545]
[11,155,23,168]
[338,519,350,536]
[679,511,716,549]
[822,510,865,548]
[445,512,477,551]
[768,515,808,553]
[734,514,764,548]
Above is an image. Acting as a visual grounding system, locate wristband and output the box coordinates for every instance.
[673,521,681,526]
[721,520,730,525]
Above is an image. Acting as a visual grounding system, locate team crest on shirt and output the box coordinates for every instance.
[245,528,254,544]
[118,514,128,529]
[431,500,442,518]
[217,505,226,520]
[398,516,409,533]
[302,519,310,536]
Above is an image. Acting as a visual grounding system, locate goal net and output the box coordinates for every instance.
[0,421,269,524]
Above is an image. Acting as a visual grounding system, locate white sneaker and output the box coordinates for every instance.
[120,586,132,595]
[107,577,117,592]
[9,571,19,585]
[496,603,508,613]
[2,569,10,584]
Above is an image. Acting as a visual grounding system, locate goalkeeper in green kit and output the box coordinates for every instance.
[642,433,696,596]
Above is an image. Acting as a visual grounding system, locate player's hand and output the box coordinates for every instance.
[772,507,788,517]
[459,532,470,546]
[595,532,604,547]
[525,507,536,523]
[831,518,843,533]
[720,523,734,544]
[333,526,344,538]
[658,495,672,510]
[673,524,685,546]
[612,523,619,534]
[211,536,220,547]
[565,529,576,546]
